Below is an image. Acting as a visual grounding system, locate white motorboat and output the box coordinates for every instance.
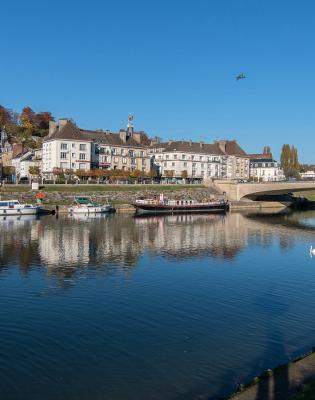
[0,200,39,216]
[68,197,111,214]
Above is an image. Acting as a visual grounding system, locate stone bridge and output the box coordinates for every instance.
[213,180,315,201]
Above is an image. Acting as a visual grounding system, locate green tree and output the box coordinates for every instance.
[281,144,300,177]
[263,146,271,155]
[280,144,291,176]
[290,146,299,177]
[2,166,15,177]
[181,170,188,179]
[29,166,40,176]
[164,170,174,178]
[20,107,35,131]
[0,105,12,128]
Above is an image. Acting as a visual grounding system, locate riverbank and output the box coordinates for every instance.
[1,185,314,212]
[0,184,216,207]
[229,348,315,400]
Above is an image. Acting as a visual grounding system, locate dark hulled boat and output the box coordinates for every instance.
[133,194,228,215]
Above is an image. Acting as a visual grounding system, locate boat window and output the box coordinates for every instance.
[0,202,8,207]
[190,201,192,204]
[177,201,179,205]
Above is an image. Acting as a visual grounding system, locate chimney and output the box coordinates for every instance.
[49,120,58,137]
[217,140,227,153]
[119,130,127,142]
[13,143,23,158]
[127,114,134,136]
[58,118,70,131]
[133,132,141,143]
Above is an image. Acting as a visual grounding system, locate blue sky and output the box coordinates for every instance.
[2,0,315,162]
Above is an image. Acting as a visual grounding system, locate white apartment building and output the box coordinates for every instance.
[150,139,249,182]
[300,170,315,180]
[249,155,285,182]
[150,141,225,181]
[215,140,250,180]
[12,150,42,179]
[42,118,151,178]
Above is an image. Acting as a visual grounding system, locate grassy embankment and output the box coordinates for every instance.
[297,190,315,201]
[0,184,205,192]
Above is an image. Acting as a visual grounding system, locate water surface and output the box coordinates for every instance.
[1,210,315,399]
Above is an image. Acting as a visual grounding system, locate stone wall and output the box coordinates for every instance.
[0,187,220,206]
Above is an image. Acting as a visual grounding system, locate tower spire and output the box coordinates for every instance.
[127,113,134,136]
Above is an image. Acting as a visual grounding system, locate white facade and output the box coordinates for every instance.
[42,139,92,175]
[151,149,223,180]
[225,156,250,179]
[250,159,285,182]
[42,119,151,178]
[12,151,42,179]
[149,140,250,181]
[300,170,315,180]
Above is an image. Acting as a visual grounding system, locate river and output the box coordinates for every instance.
[1,210,315,399]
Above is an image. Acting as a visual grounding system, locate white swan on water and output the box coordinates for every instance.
[310,246,315,257]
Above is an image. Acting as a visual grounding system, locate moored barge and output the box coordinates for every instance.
[134,194,228,215]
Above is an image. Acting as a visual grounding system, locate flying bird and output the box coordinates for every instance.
[236,73,246,81]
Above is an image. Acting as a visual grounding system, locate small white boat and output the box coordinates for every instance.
[68,197,111,214]
[0,200,39,216]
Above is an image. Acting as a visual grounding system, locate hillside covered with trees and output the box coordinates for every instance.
[0,105,54,150]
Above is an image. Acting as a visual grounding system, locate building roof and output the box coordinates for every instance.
[80,128,146,147]
[250,158,277,163]
[248,153,273,160]
[221,140,247,156]
[44,122,90,142]
[150,140,225,155]
[151,139,250,156]
[44,121,147,148]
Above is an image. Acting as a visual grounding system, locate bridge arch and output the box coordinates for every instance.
[213,181,315,201]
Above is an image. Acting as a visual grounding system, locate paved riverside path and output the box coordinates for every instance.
[230,351,315,400]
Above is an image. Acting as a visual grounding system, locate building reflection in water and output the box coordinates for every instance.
[1,210,315,284]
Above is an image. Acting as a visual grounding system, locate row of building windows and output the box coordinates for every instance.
[159,154,221,162]
[60,152,86,160]
[163,161,220,168]
[102,148,145,157]
[252,162,277,168]
[61,143,87,151]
